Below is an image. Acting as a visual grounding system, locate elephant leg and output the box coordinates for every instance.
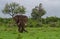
[18,25,27,33]
[18,24,22,33]
[17,24,19,32]
[22,25,28,32]
[20,25,25,33]
[23,28,28,32]
[20,24,26,33]
[18,22,27,33]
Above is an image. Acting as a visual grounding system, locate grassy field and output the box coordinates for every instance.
[0,26,60,39]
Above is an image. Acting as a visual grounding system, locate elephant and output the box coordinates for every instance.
[13,15,28,33]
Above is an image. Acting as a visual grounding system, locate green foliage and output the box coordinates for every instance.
[31,8,39,19]
[46,16,59,24]
[49,21,60,27]
[31,3,46,26]
[2,2,25,17]
[31,3,46,20]
[36,23,43,27]
[27,19,43,27]
[0,16,60,27]
[17,34,22,39]
[49,22,57,27]
[27,19,37,27]
[0,26,60,39]
[0,18,16,27]
[14,6,25,14]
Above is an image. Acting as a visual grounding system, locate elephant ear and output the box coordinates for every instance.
[13,15,19,23]
[24,16,28,23]
[20,15,28,23]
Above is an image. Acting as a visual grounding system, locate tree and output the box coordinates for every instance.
[31,3,46,21]
[2,2,25,17]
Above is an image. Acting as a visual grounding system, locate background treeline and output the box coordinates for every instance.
[0,16,60,27]
[1,2,60,28]
[28,16,60,27]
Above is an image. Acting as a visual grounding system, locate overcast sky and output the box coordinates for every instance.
[0,0,60,18]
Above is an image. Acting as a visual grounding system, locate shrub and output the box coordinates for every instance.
[49,22,60,27]
[35,23,43,27]
[49,22,57,27]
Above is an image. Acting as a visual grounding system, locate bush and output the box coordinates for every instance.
[27,23,34,27]
[49,22,57,27]
[49,21,60,27]
[35,23,43,27]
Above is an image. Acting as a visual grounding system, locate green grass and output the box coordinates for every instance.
[0,26,60,39]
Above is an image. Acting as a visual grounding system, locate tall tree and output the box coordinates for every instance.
[31,3,46,21]
[2,2,25,17]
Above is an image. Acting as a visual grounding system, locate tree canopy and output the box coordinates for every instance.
[31,3,46,20]
[2,2,25,17]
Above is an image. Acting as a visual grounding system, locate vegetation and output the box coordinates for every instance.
[2,2,25,17]
[0,16,60,27]
[31,3,46,21]
[31,3,46,27]
[0,2,60,39]
[0,26,60,39]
